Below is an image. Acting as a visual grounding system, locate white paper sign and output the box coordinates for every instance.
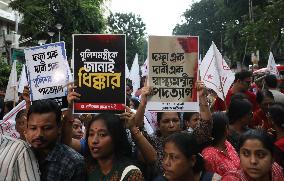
[146,36,199,112]
[25,42,69,101]
[0,100,26,138]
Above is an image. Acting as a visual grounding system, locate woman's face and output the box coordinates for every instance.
[159,112,181,137]
[239,139,273,180]
[260,96,274,113]
[88,119,114,159]
[72,118,83,140]
[129,100,135,110]
[240,110,253,127]
[185,113,200,130]
[163,142,194,180]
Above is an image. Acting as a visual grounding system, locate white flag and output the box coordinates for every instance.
[141,58,148,77]
[0,100,26,138]
[4,61,19,102]
[266,52,279,76]
[129,54,140,96]
[199,42,235,100]
[125,63,130,79]
[18,65,28,93]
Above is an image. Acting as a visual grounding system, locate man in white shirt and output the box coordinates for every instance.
[0,134,41,181]
[264,74,284,103]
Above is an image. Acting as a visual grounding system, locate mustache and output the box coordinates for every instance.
[31,136,47,143]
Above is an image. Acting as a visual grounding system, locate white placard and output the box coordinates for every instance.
[25,42,69,101]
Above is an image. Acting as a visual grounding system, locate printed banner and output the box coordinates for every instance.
[146,36,199,112]
[0,100,26,138]
[73,34,126,114]
[25,42,69,101]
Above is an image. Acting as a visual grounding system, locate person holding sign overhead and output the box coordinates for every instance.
[136,81,213,174]
[63,84,159,180]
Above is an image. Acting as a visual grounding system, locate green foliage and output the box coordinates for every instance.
[173,0,224,56]
[107,12,147,67]
[0,59,22,89]
[0,60,11,89]
[9,0,106,57]
[174,0,284,67]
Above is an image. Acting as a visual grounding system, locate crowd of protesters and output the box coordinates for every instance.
[0,70,284,181]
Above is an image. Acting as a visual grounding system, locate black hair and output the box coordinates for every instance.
[234,70,252,82]
[211,112,229,145]
[85,113,132,159]
[140,76,146,88]
[183,112,199,130]
[27,99,61,126]
[157,112,181,125]
[183,112,199,122]
[230,93,247,102]
[227,98,252,124]
[165,132,204,173]
[264,74,278,88]
[15,109,26,121]
[239,129,274,154]
[130,97,140,110]
[126,96,130,107]
[126,83,133,90]
[256,90,274,104]
[268,103,284,129]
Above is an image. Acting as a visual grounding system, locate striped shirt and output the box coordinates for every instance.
[0,134,40,181]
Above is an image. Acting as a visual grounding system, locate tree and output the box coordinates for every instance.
[0,58,23,90]
[173,0,284,67]
[107,12,147,67]
[9,0,106,57]
[173,0,225,57]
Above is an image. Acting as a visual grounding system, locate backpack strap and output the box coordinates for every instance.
[120,165,140,181]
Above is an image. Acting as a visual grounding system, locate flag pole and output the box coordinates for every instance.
[13,86,16,107]
[218,76,227,110]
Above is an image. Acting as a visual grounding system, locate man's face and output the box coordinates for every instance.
[239,77,252,91]
[26,112,60,151]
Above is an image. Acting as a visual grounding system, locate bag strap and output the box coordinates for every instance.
[119,165,140,181]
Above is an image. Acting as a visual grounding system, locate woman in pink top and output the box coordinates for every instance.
[222,129,284,181]
[202,112,240,176]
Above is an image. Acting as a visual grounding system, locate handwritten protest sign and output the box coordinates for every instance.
[25,42,69,101]
[0,100,26,138]
[146,36,199,112]
[73,34,125,114]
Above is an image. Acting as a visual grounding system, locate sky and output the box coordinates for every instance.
[109,0,195,36]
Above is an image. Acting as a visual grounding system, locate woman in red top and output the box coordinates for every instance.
[268,103,284,168]
[202,112,240,176]
[222,129,284,181]
[250,90,274,130]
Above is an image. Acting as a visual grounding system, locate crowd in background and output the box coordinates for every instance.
[0,70,284,181]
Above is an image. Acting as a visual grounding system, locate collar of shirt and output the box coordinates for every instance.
[45,142,62,162]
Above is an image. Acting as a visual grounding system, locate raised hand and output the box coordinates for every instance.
[119,106,136,129]
[67,84,81,107]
